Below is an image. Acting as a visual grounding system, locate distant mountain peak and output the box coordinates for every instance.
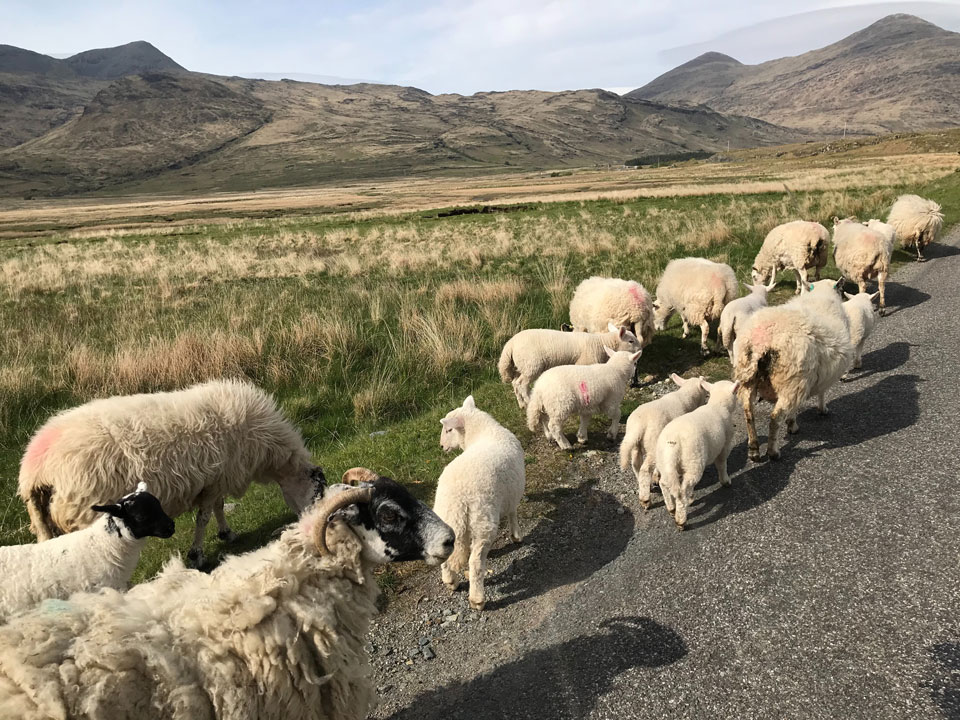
[684,52,743,68]
[65,41,185,79]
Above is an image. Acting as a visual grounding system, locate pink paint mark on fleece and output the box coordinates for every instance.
[627,284,647,308]
[750,322,774,349]
[578,381,591,406]
[23,426,61,472]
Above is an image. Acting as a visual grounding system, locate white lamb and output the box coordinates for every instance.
[568,276,655,347]
[653,258,738,356]
[887,194,944,262]
[0,474,454,720]
[526,347,642,450]
[717,279,775,360]
[832,217,892,313]
[0,483,175,622]
[18,378,325,567]
[498,323,642,408]
[619,374,710,510]
[655,380,741,529]
[841,290,880,378]
[750,220,830,293]
[434,395,525,611]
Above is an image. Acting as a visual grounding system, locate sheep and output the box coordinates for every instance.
[0,482,175,622]
[887,194,944,262]
[619,374,710,510]
[717,279,776,360]
[0,472,454,720]
[841,290,880,379]
[750,220,830,294]
[434,395,525,611]
[498,323,642,408]
[832,217,892,313]
[526,347,642,450]
[568,276,656,347]
[18,378,326,568]
[733,278,854,461]
[653,258,738,356]
[655,380,741,529]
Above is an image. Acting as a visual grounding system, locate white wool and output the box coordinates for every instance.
[498,325,641,408]
[751,220,830,293]
[842,291,880,374]
[655,380,740,528]
[832,218,892,310]
[434,396,525,611]
[568,276,655,347]
[526,349,641,450]
[653,258,738,355]
[717,282,773,361]
[619,374,709,509]
[886,194,944,260]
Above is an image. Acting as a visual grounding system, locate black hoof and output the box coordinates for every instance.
[186,549,204,568]
[218,530,237,542]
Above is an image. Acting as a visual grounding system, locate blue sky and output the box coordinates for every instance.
[6,1,960,94]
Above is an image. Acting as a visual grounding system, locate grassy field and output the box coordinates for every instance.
[1,139,958,582]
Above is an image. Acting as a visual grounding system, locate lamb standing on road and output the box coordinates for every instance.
[653,258,738,356]
[887,194,944,262]
[434,396,525,611]
[527,348,642,449]
[0,474,454,720]
[498,324,642,408]
[18,378,325,567]
[832,217,892,314]
[750,220,830,294]
[655,380,741,529]
[0,483,175,622]
[619,374,710,509]
[718,280,776,360]
[841,290,880,378]
[568,276,656,347]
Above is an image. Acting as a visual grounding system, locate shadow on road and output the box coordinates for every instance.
[484,480,634,611]
[388,617,687,720]
[926,242,960,260]
[881,281,931,316]
[842,341,912,381]
[925,641,960,719]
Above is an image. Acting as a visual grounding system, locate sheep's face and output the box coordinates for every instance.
[609,323,642,352]
[92,487,175,540]
[750,267,766,285]
[652,301,672,331]
[440,395,475,451]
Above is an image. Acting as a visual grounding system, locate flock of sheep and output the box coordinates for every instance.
[0,193,943,719]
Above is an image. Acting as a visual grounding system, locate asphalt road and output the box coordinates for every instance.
[370,229,960,720]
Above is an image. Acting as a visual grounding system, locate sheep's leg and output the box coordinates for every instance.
[637,452,654,509]
[442,528,469,591]
[817,392,830,415]
[699,320,711,357]
[858,279,867,294]
[715,445,732,487]
[681,318,690,338]
[814,264,822,281]
[548,418,572,450]
[468,536,494,611]
[577,413,591,444]
[674,472,698,529]
[742,387,763,462]
[767,403,786,461]
[188,505,214,568]
[661,482,676,516]
[917,235,927,262]
[854,340,865,369]
[214,499,237,543]
[508,511,521,544]
[605,401,621,439]
[786,414,799,434]
[794,267,808,294]
[514,376,532,408]
[878,270,887,315]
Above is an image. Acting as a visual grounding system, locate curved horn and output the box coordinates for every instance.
[341,467,380,486]
[313,487,374,556]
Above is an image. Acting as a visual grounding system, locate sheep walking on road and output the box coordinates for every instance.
[887,194,943,262]
[832,217,892,314]
[841,291,880,379]
[718,280,775,361]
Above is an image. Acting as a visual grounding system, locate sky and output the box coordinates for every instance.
[6,0,960,94]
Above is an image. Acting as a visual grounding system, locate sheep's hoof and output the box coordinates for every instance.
[878,308,887,317]
[818,407,830,416]
[218,530,238,543]
[748,448,764,462]
[675,522,686,531]
[767,449,781,461]
[917,257,927,263]
[576,436,588,444]
[469,600,486,612]
[840,374,851,383]
[700,348,711,358]
[787,424,799,435]
[511,536,523,545]
[443,581,459,594]
[186,548,204,568]
[638,499,651,511]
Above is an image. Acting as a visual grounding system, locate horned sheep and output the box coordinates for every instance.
[832,217,892,313]
[18,379,325,567]
[653,258,738,356]
[0,473,454,720]
[434,396,525,610]
[887,194,944,262]
[568,276,656,348]
[750,220,830,294]
[498,323,642,408]
[717,280,775,361]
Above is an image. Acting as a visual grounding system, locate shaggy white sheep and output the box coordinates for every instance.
[887,194,944,262]
[526,348,642,450]
[717,280,775,360]
[750,220,830,294]
[619,374,709,509]
[18,378,325,567]
[434,395,525,611]
[568,276,656,347]
[832,217,892,313]
[841,290,880,378]
[656,380,741,529]
[0,482,175,622]
[498,323,642,408]
[733,278,854,460]
[0,474,454,720]
[653,258,738,356]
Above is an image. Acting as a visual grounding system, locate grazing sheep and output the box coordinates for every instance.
[498,323,642,408]
[0,482,174,622]
[434,396,525,611]
[655,380,741,529]
[653,258,738,356]
[733,279,854,461]
[887,194,944,261]
[527,348,642,450]
[18,379,325,567]
[619,374,710,509]
[568,276,656,347]
[842,290,880,378]
[832,217,892,313]
[0,474,454,720]
[717,279,775,360]
[751,220,830,293]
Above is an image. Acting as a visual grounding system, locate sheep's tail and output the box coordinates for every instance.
[526,392,546,433]
[619,423,641,471]
[24,483,59,541]
[498,338,518,383]
[733,341,772,391]
[657,439,681,490]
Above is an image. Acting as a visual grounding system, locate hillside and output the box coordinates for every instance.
[628,14,960,134]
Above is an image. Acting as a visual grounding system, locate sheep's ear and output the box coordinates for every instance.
[742,282,754,292]
[669,373,684,386]
[629,350,642,363]
[462,395,476,410]
[834,276,845,289]
[869,291,880,302]
[603,346,616,358]
[608,322,619,333]
[843,291,854,300]
[444,414,465,430]
[701,379,714,392]
[92,503,123,519]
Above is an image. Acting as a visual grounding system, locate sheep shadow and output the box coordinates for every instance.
[843,341,912,381]
[925,641,960,719]
[387,616,687,720]
[483,480,634,611]
[199,513,294,571]
[879,282,931,316]
[924,242,960,260]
